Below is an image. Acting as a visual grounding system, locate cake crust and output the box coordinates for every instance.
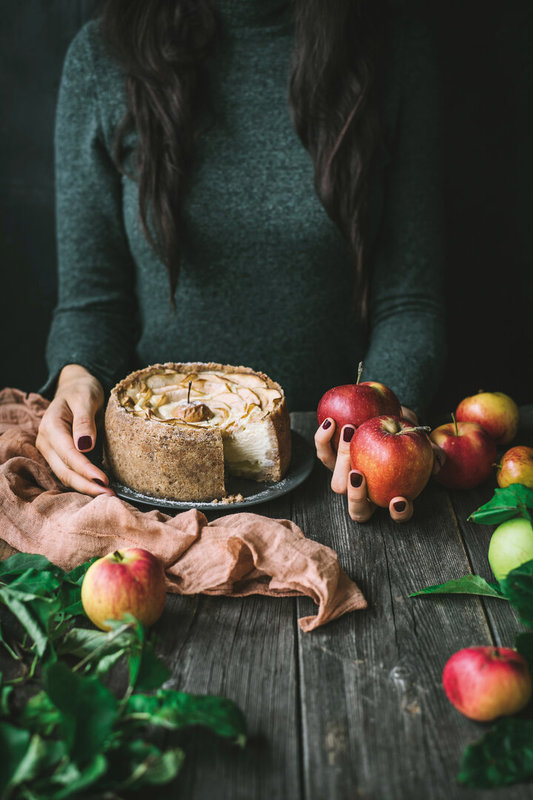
[104,362,291,502]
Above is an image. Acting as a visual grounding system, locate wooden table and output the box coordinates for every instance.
[1,408,532,799]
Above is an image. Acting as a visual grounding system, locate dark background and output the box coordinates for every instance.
[1,1,532,418]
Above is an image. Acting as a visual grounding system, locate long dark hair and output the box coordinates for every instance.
[101,0,386,318]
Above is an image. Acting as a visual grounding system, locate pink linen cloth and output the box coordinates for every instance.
[0,388,367,631]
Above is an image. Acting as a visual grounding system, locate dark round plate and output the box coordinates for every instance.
[111,430,315,511]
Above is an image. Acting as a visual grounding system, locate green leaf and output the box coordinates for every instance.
[133,641,171,692]
[0,587,52,658]
[0,721,31,795]
[19,691,62,737]
[40,754,108,800]
[458,718,533,788]
[499,559,533,627]
[468,484,533,525]
[7,734,66,791]
[126,690,247,745]
[0,554,56,578]
[516,632,533,673]
[44,662,118,764]
[409,574,505,599]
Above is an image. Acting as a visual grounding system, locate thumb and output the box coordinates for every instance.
[70,393,101,453]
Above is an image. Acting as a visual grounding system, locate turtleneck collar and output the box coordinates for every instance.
[216,0,292,33]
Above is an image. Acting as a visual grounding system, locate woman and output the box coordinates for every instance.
[36,0,446,521]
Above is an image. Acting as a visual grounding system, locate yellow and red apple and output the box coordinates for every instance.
[81,547,167,631]
[349,415,434,507]
[455,391,519,445]
[496,445,533,489]
[443,646,532,721]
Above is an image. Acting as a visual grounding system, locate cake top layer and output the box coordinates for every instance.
[117,364,284,432]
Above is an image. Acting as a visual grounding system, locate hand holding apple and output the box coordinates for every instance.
[81,547,167,631]
[496,446,533,489]
[443,646,532,721]
[349,415,434,508]
[317,363,401,449]
[430,416,497,490]
[456,391,519,445]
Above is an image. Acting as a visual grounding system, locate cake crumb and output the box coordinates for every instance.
[219,493,245,504]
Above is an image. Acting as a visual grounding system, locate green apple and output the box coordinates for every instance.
[488,517,533,582]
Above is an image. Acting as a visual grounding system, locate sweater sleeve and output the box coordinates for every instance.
[362,17,446,420]
[41,24,138,398]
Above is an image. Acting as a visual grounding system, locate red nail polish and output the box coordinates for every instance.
[322,418,332,430]
[350,472,363,488]
[393,500,406,512]
[78,436,92,450]
[343,426,355,443]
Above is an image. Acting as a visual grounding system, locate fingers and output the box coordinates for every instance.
[331,425,355,494]
[314,418,337,471]
[400,406,418,425]
[431,442,446,475]
[389,496,414,523]
[36,397,113,497]
[347,469,375,522]
[44,444,115,497]
[69,389,102,454]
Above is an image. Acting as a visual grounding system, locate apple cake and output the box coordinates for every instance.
[104,362,292,502]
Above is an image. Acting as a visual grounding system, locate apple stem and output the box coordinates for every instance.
[187,381,192,404]
[400,425,431,435]
[72,621,132,673]
[451,411,458,437]
[113,550,124,562]
[356,361,364,385]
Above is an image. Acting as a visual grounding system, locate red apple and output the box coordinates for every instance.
[497,445,533,489]
[81,548,167,631]
[443,646,532,722]
[455,391,519,445]
[317,365,401,449]
[430,418,498,490]
[349,415,434,508]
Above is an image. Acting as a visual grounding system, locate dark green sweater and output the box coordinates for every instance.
[44,0,446,415]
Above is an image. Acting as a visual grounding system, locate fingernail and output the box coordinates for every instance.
[322,419,332,430]
[78,436,92,450]
[350,471,363,488]
[393,500,406,512]
[343,426,355,443]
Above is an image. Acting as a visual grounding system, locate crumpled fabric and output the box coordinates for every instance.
[0,388,366,631]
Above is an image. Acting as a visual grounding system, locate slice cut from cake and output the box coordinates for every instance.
[104,362,291,501]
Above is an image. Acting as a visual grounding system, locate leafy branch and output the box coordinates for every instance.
[0,553,246,798]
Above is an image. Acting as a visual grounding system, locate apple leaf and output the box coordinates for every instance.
[515,632,533,674]
[468,484,533,525]
[125,689,247,746]
[458,718,533,788]
[0,721,31,795]
[102,739,185,791]
[44,662,118,765]
[499,559,533,628]
[409,574,504,599]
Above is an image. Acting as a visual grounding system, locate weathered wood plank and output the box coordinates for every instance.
[291,413,532,800]
[156,492,303,800]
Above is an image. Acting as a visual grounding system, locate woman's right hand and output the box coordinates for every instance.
[36,364,115,497]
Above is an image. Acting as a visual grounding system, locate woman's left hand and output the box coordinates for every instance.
[314,406,444,524]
